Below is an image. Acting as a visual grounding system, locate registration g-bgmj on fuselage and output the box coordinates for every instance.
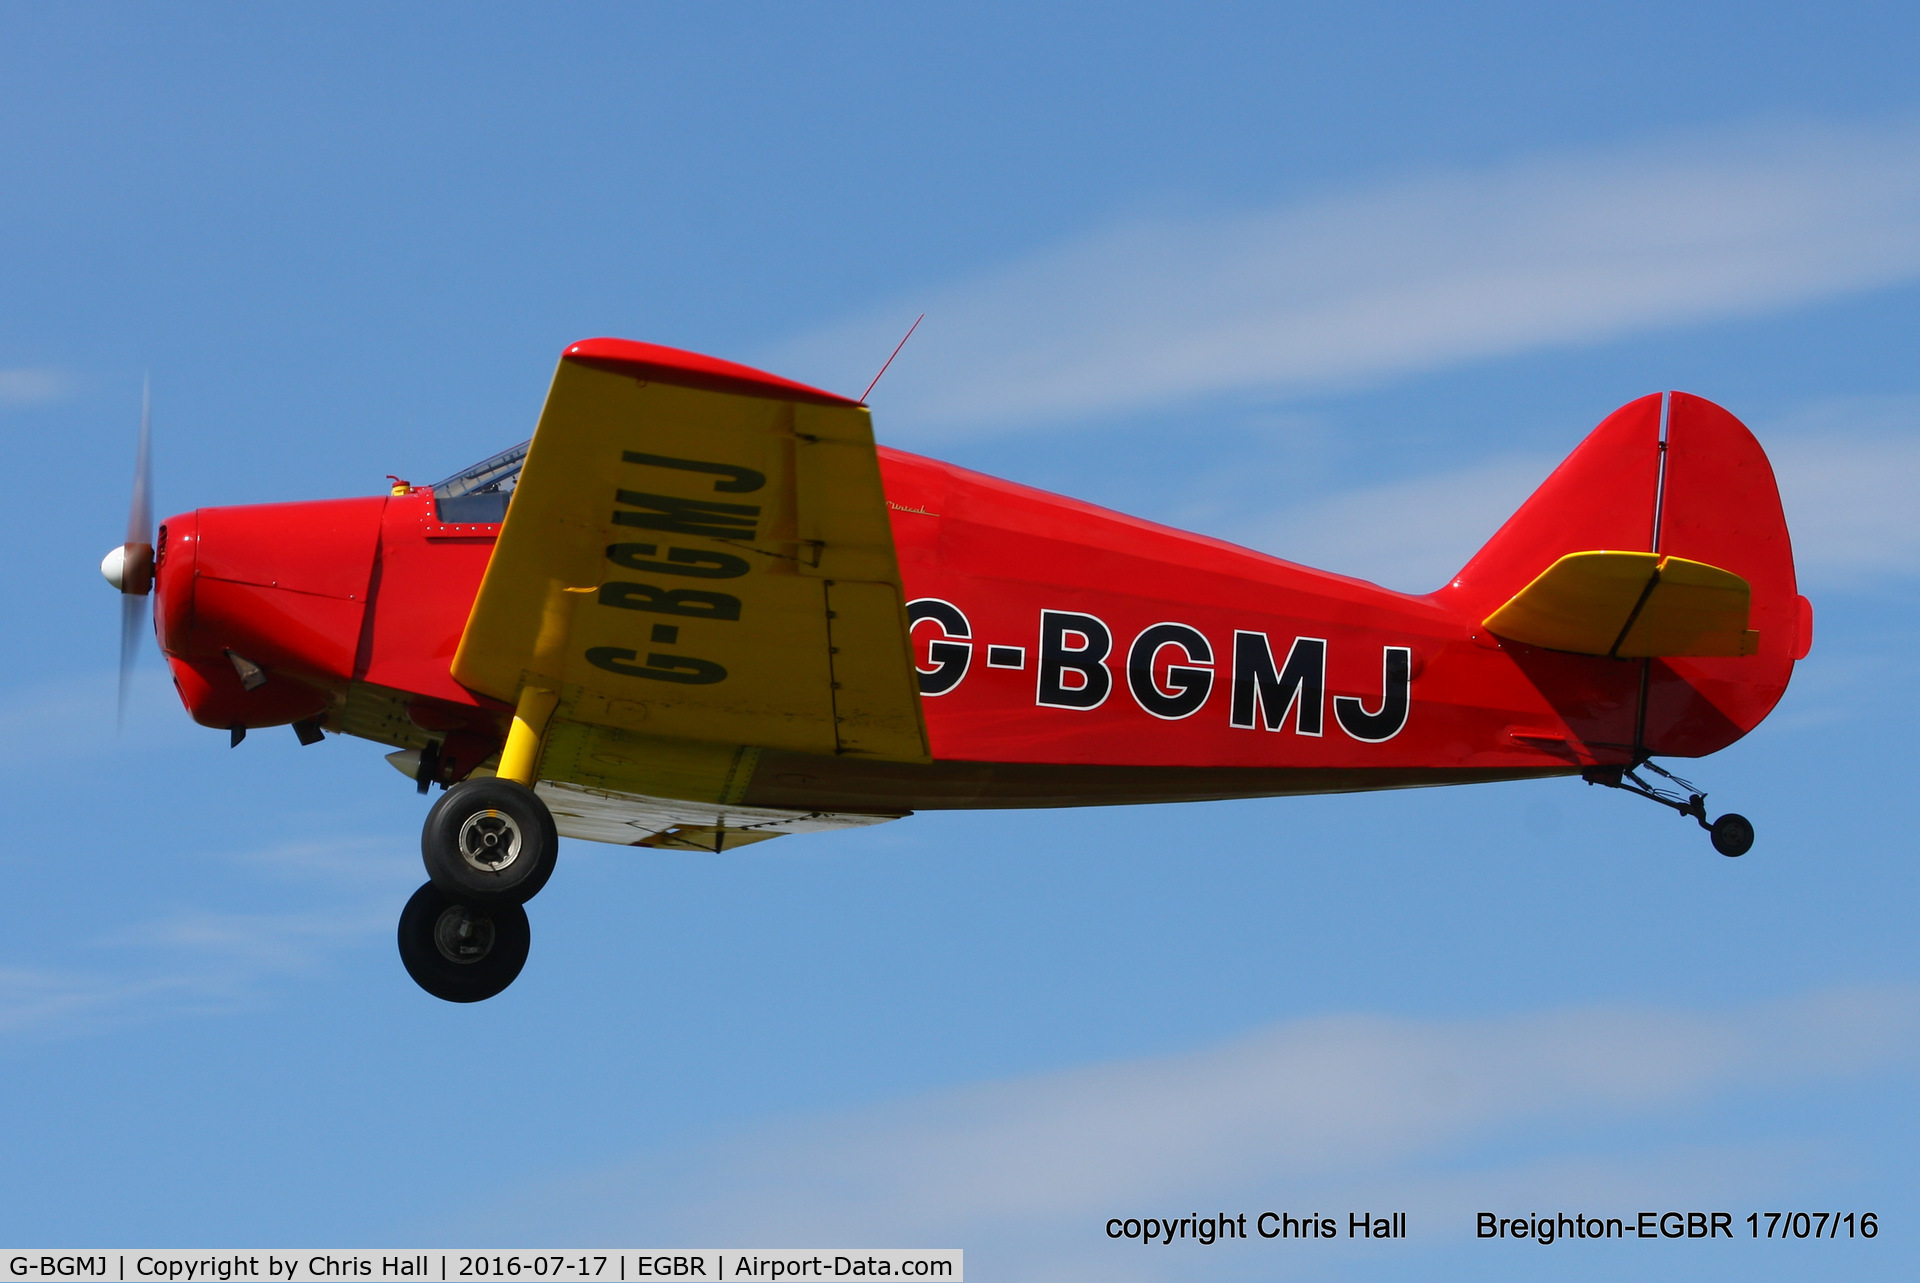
[102,338,1812,1000]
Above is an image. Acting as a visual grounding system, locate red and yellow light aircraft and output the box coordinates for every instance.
[103,339,1812,1001]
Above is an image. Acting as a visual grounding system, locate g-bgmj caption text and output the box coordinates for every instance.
[1,1254,961,1283]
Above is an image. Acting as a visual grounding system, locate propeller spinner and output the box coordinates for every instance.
[102,377,154,725]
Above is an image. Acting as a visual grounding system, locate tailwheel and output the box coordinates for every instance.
[1710,813,1755,858]
[422,777,558,904]
[1583,759,1755,857]
[397,881,530,1002]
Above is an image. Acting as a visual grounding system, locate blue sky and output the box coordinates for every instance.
[3,4,1917,1277]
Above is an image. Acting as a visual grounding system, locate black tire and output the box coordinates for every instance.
[1710,812,1754,858]
[421,777,558,904]
[397,881,530,1003]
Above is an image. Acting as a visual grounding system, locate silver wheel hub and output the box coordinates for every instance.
[457,809,523,874]
[433,904,496,964]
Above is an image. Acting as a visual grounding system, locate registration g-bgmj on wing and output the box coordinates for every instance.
[102,339,1813,1000]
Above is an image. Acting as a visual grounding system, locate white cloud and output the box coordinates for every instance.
[1235,454,1553,593]
[0,887,401,1039]
[475,986,1917,1277]
[0,667,222,766]
[0,895,396,1041]
[0,368,67,405]
[0,814,409,1041]
[0,966,194,1035]
[115,899,394,973]
[1217,401,1920,595]
[771,119,1920,438]
[1767,396,1920,589]
[219,835,412,889]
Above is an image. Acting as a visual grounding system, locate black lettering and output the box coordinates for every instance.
[1037,610,1112,709]
[907,598,972,696]
[606,543,751,578]
[1126,622,1214,719]
[613,490,759,539]
[1334,646,1411,741]
[585,647,726,685]
[1230,632,1324,733]
[622,450,766,493]
[599,582,742,620]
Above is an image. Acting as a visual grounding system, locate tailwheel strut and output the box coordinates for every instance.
[1583,759,1754,857]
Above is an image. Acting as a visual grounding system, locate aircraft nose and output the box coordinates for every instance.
[101,542,154,594]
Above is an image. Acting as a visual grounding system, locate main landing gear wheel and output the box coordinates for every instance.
[397,881,530,1002]
[422,777,558,904]
[1584,759,1755,857]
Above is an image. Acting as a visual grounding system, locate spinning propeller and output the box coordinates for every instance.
[100,377,154,727]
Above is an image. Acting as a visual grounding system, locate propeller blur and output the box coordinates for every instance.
[105,377,156,727]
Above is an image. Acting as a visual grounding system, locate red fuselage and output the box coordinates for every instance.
[153,432,1798,813]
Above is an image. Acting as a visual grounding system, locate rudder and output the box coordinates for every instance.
[1644,392,1807,755]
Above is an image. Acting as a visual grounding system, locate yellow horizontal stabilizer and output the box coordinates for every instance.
[451,353,929,771]
[1483,551,1756,658]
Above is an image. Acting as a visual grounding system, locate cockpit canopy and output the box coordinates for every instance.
[431,441,528,524]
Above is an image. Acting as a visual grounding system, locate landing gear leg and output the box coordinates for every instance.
[397,881,530,1002]
[418,681,563,902]
[1584,759,1754,857]
[401,682,558,999]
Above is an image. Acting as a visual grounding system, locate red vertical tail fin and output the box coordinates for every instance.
[1434,393,1808,760]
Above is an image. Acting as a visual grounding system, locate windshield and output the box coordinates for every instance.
[430,440,528,524]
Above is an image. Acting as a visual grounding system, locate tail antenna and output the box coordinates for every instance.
[860,313,924,404]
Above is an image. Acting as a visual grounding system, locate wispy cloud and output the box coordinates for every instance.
[0,827,409,1041]
[772,119,1920,437]
[1235,454,1552,593]
[115,899,395,973]
[0,669,215,766]
[0,896,397,1040]
[1767,395,1920,589]
[218,835,412,889]
[0,966,196,1036]
[475,986,1917,1277]
[1220,401,1920,595]
[0,368,67,405]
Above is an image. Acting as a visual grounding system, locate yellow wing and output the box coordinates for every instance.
[451,340,929,802]
[1483,550,1757,658]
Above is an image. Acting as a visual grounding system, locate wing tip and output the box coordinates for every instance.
[562,337,864,409]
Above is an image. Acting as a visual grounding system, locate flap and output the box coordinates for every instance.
[451,340,930,765]
[1483,550,1756,658]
